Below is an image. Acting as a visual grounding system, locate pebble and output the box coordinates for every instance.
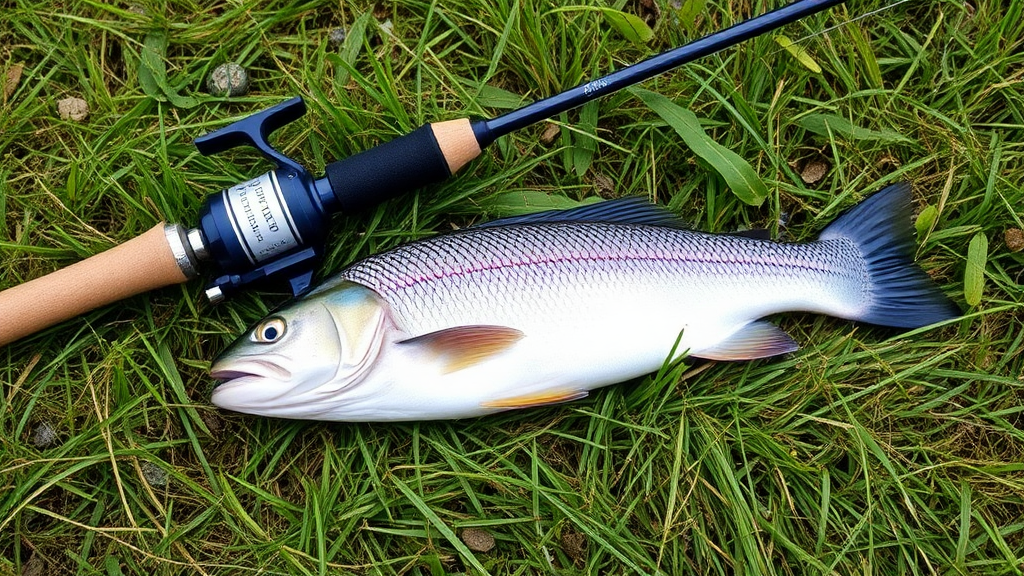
[592,173,615,197]
[207,62,249,97]
[1006,228,1024,252]
[31,422,58,448]
[57,97,89,121]
[140,461,169,487]
[200,410,222,434]
[540,123,561,146]
[21,552,45,576]
[460,527,495,552]
[560,529,587,560]
[800,158,829,184]
[4,63,23,100]
[328,27,347,46]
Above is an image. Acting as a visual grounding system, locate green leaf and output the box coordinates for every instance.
[139,32,168,102]
[796,113,910,143]
[164,88,200,109]
[601,8,654,44]
[472,83,524,109]
[336,12,371,87]
[105,556,124,576]
[675,0,707,32]
[846,19,882,88]
[632,88,769,206]
[964,231,988,307]
[774,35,822,74]
[139,31,199,108]
[485,191,602,216]
[573,100,599,176]
[956,481,971,567]
[915,204,938,238]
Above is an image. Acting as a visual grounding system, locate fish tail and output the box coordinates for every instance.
[818,183,960,329]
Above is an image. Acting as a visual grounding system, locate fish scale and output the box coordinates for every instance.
[335,222,869,336]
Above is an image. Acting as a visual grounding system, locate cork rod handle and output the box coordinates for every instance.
[0,223,195,347]
[429,118,482,175]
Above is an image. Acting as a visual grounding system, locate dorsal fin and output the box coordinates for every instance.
[729,228,772,240]
[474,197,687,229]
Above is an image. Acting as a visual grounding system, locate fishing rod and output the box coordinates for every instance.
[0,0,846,347]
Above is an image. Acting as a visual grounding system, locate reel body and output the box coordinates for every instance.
[190,96,465,302]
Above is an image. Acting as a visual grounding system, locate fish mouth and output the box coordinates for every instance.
[210,368,260,381]
[210,358,294,411]
[211,358,292,383]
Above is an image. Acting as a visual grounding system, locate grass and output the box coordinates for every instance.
[2,0,1023,574]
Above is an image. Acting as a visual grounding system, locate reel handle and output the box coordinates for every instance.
[0,224,198,346]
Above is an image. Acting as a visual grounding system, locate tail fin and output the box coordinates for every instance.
[819,183,960,329]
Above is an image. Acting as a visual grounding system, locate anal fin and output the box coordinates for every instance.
[399,325,524,373]
[694,321,799,361]
[482,389,589,410]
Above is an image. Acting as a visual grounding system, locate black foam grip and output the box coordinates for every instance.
[325,124,451,213]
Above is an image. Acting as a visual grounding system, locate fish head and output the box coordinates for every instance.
[210,282,388,418]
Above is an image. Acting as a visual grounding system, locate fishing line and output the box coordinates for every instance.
[764,0,912,56]
[792,0,911,44]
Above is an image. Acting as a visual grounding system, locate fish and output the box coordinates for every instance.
[209,183,959,421]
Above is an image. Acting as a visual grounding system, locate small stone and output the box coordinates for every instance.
[21,552,45,576]
[800,158,829,184]
[200,410,222,434]
[540,123,561,146]
[328,27,347,46]
[592,173,615,197]
[31,422,58,448]
[57,97,89,121]
[207,62,249,97]
[560,530,587,560]
[140,461,168,487]
[1006,228,1024,252]
[460,528,495,552]
[4,62,23,100]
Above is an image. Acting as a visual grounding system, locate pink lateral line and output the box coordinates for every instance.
[386,245,843,290]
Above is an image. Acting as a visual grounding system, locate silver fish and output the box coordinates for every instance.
[210,184,958,421]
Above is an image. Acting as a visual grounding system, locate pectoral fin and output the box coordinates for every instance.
[694,321,799,361]
[482,389,589,410]
[399,325,524,373]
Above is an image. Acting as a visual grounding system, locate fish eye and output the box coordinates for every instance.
[251,317,286,344]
